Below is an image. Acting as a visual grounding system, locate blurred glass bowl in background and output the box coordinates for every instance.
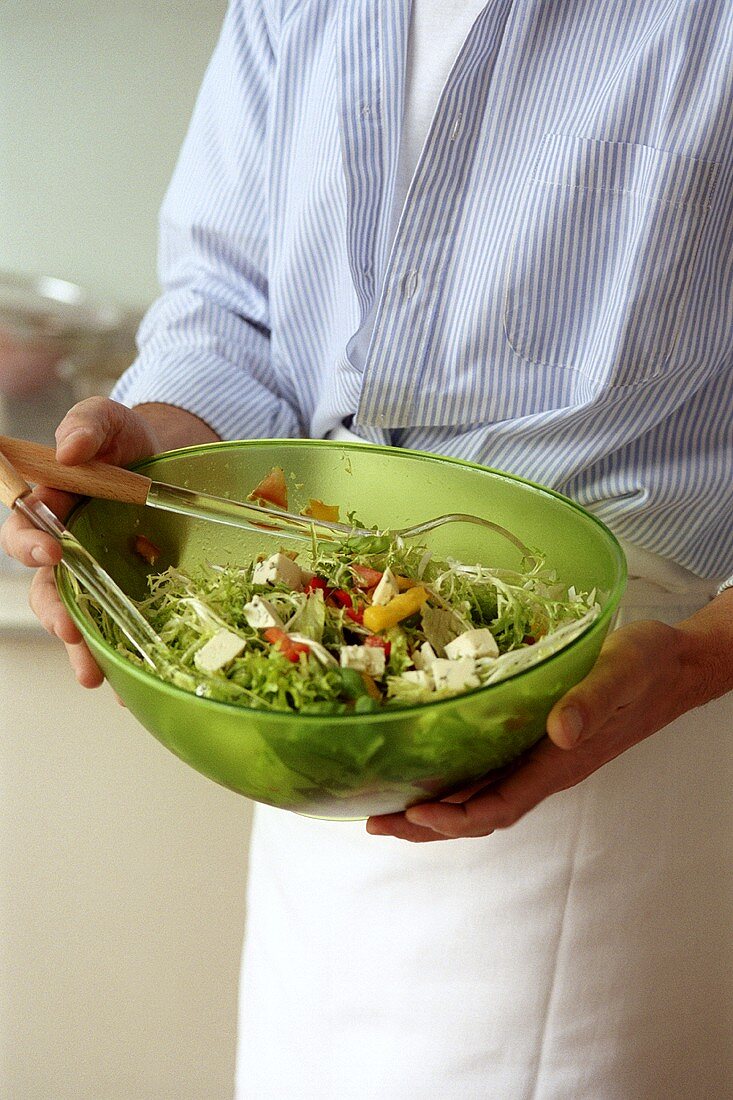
[0,270,140,399]
[56,440,627,820]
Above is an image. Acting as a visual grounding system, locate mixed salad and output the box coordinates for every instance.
[82,471,602,715]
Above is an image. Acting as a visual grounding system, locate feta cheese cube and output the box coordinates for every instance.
[398,670,432,690]
[252,552,304,590]
[339,644,386,678]
[243,595,283,630]
[444,628,499,661]
[371,567,399,606]
[430,656,480,693]
[194,629,247,673]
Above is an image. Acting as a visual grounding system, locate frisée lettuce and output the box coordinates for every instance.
[80,529,602,714]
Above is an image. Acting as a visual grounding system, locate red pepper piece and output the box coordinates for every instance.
[330,588,353,609]
[305,576,331,596]
[345,607,364,625]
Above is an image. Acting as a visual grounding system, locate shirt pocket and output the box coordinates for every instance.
[503,135,719,386]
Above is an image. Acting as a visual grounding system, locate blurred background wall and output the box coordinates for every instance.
[0,0,226,308]
[0,5,254,1098]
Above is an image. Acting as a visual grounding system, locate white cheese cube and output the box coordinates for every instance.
[398,670,432,690]
[372,567,399,606]
[339,644,386,678]
[194,629,247,673]
[444,628,499,661]
[252,552,304,590]
[430,657,480,693]
[243,595,283,630]
[413,641,437,670]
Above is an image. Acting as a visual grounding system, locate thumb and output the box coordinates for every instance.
[546,633,639,749]
[55,397,156,467]
[55,422,101,464]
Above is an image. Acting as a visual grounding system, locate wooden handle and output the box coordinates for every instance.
[0,446,32,509]
[0,434,152,506]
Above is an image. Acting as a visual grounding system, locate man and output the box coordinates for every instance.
[2,2,732,1097]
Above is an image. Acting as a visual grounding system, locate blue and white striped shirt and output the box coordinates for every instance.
[114,0,733,580]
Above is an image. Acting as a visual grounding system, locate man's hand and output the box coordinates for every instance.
[367,602,733,842]
[0,396,218,687]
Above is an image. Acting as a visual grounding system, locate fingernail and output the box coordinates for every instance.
[560,705,584,746]
[31,546,54,566]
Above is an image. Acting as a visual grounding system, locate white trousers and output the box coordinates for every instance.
[235,457,732,1099]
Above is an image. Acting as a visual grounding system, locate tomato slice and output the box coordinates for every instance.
[365,633,391,662]
[264,627,310,663]
[351,564,383,588]
[247,466,288,509]
[133,534,161,565]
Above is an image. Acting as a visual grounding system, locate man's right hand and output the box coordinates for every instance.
[0,396,219,687]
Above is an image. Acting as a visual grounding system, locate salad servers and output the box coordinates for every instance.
[0,433,535,561]
[0,442,169,673]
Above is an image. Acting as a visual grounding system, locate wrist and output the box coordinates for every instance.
[674,589,733,706]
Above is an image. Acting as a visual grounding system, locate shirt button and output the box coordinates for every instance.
[450,113,463,142]
[401,270,419,299]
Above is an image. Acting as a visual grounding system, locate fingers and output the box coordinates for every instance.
[369,737,599,842]
[366,813,454,843]
[0,487,77,565]
[1,482,104,686]
[29,566,82,643]
[367,771,516,841]
[63,637,105,688]
[0,401,131,693]
[28,568,105,687]
[365,772,510,841]
[405,739,585,838]
[2,525,61,568]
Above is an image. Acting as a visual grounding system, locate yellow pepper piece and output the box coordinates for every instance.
[363,586,428,632]
[394,574,420,591]
[301,498,340,523]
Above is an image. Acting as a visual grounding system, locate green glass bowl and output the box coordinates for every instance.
[56,440,626,820]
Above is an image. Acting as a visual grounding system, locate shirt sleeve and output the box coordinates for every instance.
[112,0,303,441]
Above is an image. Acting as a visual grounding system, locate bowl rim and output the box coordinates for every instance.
[56,437,628,723]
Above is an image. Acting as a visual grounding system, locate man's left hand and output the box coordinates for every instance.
[366,612,729,842]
